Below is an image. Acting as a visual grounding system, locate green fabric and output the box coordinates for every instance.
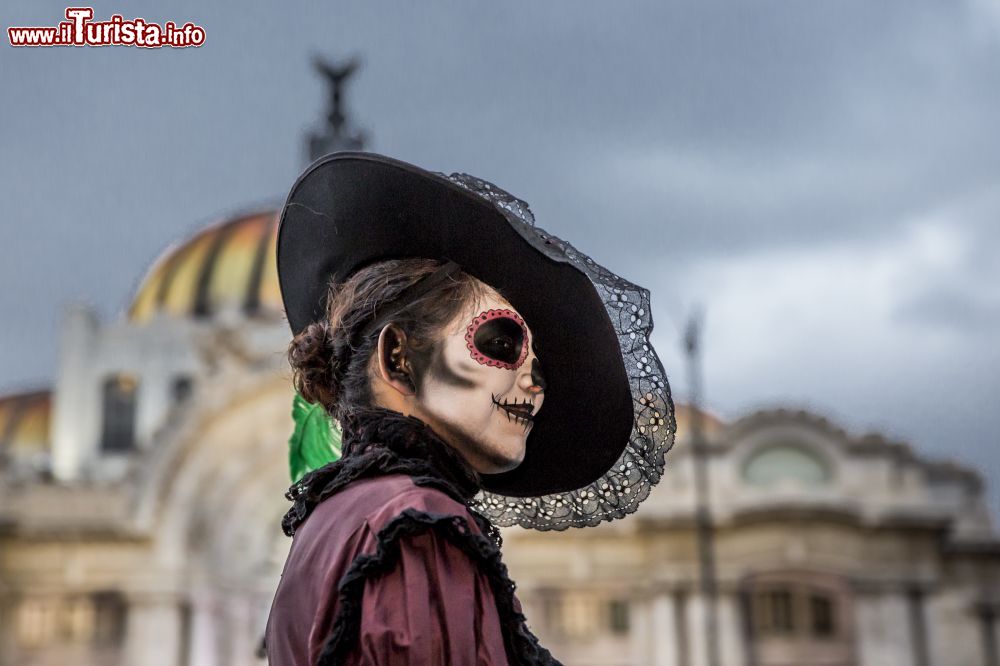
[288,393,342,484]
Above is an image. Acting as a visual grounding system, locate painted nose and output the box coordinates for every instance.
[525,358,546,394]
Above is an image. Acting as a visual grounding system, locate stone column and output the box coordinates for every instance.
[52,304,100,480]
[981,607,999,666]
[994,610,1000,666]
[650,592,680,666]
[855,590,917,666]
[630,596,651,665]
[906,587,930,666]
[686,593,710,666]
[124,593,183,666]
[226,595,257,666]
[188,592,219,666]
[717,593,744,666]
[0,592,16,666]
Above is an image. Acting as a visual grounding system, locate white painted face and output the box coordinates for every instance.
[410,289,546,475]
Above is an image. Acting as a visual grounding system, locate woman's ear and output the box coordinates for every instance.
[376,324,416,396]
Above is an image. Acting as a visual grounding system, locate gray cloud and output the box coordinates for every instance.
[895,284,1000,330]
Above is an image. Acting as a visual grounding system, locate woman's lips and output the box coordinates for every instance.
[491,395,535,423]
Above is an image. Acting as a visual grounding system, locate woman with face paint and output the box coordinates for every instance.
[374,294,546,474]
[265,154,675,666]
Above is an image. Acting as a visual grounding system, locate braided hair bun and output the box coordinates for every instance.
[288,320,341,409]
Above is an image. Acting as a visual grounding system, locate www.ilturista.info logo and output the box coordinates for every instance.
[8,8,205,48]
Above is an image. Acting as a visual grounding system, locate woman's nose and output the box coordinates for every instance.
[518,358,546,394]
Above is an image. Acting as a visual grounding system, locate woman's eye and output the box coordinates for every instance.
[469,314,527,367]
[488,336,514,352]
[479,333,520,363]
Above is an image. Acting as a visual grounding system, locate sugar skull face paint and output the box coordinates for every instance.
[406,288,545,475]
[465,309,529,370]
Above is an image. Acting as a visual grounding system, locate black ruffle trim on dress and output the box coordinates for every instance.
[317,509,561,666]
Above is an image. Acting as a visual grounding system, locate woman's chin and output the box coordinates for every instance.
[479,440,526,474]
[418,411,528,474]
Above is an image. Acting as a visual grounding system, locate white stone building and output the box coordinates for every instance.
[1,211,998,666]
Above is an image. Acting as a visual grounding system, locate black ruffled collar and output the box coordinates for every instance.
[282,407,489,538]
[340,407,482,500]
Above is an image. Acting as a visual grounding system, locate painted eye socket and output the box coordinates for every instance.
[465,309,529,370]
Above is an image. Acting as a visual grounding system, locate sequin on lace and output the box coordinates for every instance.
[443,172,677,531]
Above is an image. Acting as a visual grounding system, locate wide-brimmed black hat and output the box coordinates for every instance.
[277,152,674,530]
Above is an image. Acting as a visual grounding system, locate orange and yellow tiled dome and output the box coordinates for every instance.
[0,390,50,461]
[128,210,283,323]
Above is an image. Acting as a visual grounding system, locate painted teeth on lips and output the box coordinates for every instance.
[491,395,535,423]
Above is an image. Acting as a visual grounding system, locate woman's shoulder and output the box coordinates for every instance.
[305,473,477,536]
[362,475,479,531]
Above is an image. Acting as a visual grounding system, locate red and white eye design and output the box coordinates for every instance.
[465,309,529,370]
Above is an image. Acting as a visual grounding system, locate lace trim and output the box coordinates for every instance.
[444,172,677,531]
[317,509,561,666]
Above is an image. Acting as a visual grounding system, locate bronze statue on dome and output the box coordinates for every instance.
[307,55,367,162]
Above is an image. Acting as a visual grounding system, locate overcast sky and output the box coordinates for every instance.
[3,0,999,511]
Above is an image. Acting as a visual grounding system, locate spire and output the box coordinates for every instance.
[306,55,367,163]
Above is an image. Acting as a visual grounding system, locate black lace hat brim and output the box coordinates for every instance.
[277,152,674,514]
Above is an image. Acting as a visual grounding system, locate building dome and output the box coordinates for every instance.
[128,211,282,324]
[0,390,51,464]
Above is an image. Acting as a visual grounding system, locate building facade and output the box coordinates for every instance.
[504,406,1000,666]
[1,208,999,666]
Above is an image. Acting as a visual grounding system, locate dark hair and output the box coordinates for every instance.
[287,258,487,421]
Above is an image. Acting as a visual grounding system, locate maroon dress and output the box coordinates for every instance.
[266,473,511,664]
[264,409,559,666]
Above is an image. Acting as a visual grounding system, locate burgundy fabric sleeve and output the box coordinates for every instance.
[344,523,511,665]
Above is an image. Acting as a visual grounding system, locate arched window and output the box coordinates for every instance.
[16,598,57,649]
[750,586,839,638]
[91,591,126,647]
[742,572,855,666]
[15,593,126,650]
[538,591,628,639]
[172,375,194,404]
[99,374,139,453]
[752,588,795,635]
[743,443,831,486]
[607,599,630,635]
[810,593,834,637]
